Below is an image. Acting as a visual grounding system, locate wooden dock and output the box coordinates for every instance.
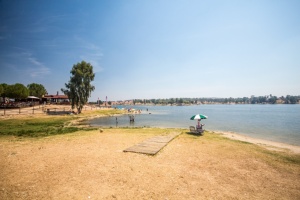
[123,132,181,155]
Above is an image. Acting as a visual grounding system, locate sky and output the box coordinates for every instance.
[0,0,299,101]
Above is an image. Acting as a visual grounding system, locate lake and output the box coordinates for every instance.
[89,104,300,146]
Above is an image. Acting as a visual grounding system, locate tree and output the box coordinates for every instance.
[288,95,297,104]
[268,96,277,104]
[0,84,3,97]
[6,83,29,99]
[61,61,95,114]
[286,95,299,104]
[0,83,8,103]
[0,83,8,97]
[27,83,47,98]
[169,98,175,105]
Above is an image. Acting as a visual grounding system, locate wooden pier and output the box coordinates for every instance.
[123,132,181,155]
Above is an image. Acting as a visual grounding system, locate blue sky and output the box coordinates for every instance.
[0,0,299,101]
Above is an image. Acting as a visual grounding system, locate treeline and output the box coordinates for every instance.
[132,95,300,105]
[0,83,47,100]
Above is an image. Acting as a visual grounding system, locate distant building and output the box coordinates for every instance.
[276,99,284,104]
[42,94,69,104]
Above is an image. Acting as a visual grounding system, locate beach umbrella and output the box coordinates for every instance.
[190,114,208,120]
[190,114,208,127]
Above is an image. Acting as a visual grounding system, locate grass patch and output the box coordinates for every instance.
[0,108,126,137]
[257,148,300,165]
[80,109,126,117]
[0,116,96,137]
[203,131,300,166]
[0,117,84,137]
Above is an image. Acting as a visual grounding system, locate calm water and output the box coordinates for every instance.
[89,104,300,146]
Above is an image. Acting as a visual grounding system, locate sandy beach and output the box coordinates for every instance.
[215,131,300,154]
[1,105,299,154]
[0,128,299,199]
[0,107,300,199]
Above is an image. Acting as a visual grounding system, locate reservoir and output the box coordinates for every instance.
[89,104,300,146]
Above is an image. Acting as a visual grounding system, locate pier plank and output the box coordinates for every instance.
[123,132,181,155]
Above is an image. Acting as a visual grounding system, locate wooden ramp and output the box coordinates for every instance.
[123,132,181,155]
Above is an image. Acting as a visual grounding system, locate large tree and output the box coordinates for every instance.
[0,83,8,98]
[27,83,47,98]
[0,84,3,97]
[6,83,29,99]
[61,61,95,114]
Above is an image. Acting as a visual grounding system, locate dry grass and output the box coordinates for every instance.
[1,128,299,199]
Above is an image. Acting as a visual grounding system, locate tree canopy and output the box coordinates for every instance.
[0,84,3,97]
[27,83,47,98]
[5,83,29,99]
[61,61,95,113]
[0,83,8,97]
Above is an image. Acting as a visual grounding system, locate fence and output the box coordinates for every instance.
[0,105,104,116]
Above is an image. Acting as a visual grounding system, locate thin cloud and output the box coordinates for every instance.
[27,57,51,77]
[3,49,51,78]
[75,36,104,73]
[25,14,73,34]
[27,68,51,77]
[79,55,103,73]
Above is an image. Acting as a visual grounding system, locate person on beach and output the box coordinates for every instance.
[196,119,204,131]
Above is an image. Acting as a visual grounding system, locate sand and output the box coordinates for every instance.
[0,107,300,199]
[215,131,300,154]
[0,128,300,199]
[1,104,299,154]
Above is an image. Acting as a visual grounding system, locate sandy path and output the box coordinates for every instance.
[1,129,299,199]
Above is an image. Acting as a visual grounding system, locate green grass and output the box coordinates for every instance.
[257,148,300,165]
[0,117,90,137]
[0,108,125,137]
[80,109,126,116]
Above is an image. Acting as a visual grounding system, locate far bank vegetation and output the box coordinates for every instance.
[96,95,300,106]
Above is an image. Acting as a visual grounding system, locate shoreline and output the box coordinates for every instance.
[214,130,300,154]
[88,123,300,154]
[1,105,299,154]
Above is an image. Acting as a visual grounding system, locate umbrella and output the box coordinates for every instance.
[190,114,208,120]
[190,114,208,127]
